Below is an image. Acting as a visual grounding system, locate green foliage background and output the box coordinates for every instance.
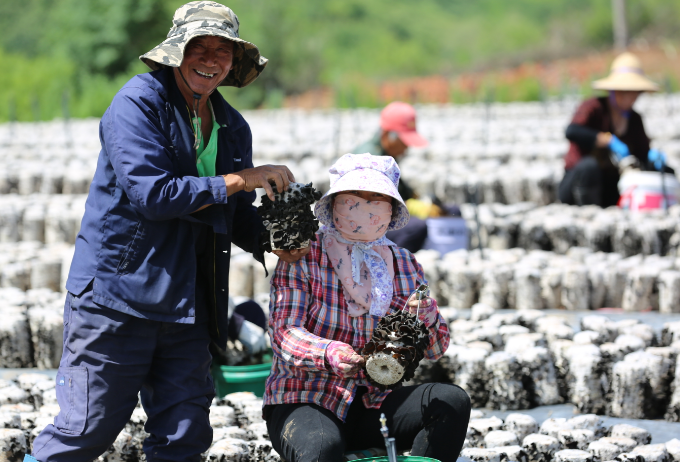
[0,0,678,121]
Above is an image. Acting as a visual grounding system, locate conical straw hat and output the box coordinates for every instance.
[592,52,659,92]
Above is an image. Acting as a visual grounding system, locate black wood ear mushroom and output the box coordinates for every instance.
[361,310,429,391]
[257,182,323,252]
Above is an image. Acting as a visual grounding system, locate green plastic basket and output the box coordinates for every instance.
[211,353,272,398]
[352,457,439,461]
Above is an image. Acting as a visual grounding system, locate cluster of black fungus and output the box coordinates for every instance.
[257,182,322,251]
[361,310,429,391]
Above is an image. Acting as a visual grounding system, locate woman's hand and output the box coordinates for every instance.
[273,247,311,263]
[325,341,365,378]
[405,295,439,328]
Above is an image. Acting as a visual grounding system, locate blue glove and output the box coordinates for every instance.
[648,149,666,171]
[608,135,630,161]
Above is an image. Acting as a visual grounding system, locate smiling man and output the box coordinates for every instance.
[25,3,307,462]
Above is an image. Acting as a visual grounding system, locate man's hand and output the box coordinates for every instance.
[223,165,295,200]
[272,247,310,263]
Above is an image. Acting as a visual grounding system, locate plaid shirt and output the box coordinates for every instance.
[264,236,450,421]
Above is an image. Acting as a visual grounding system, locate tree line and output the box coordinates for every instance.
[0,0,677,121]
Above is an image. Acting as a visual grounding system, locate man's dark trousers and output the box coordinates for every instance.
[30,288,215,462]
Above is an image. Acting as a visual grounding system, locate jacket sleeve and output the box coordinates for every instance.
[230,127,266,264]
[231,191,266,265]
[565,98,607,156]
[425,313,450,360]
[268,257,332,372]
[565,123,599,154]
[103,87,229,221]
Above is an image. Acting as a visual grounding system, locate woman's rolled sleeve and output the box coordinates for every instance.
[425,315,450,360]
[269,258,332,372]
[410,255,450,360]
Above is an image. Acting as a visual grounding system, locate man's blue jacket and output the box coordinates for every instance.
[66,67,265,348]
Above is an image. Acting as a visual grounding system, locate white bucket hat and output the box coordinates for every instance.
[314,153,410,231]
[592,52,659,92]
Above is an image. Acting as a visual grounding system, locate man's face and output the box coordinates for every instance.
[177,36,234,95]
[380,131,408,159]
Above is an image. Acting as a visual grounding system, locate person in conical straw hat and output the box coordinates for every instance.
[559,52,674,207]
[591,52,660,92]
[25,3,308,462]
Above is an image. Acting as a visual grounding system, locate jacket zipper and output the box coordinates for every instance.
[213,233,219,336]
[191,99,220,337]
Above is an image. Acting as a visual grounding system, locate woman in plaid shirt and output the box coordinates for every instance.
[264,154,471,462]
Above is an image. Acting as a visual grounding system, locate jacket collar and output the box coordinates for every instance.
[210,90,232,129]
[152,67,246,131]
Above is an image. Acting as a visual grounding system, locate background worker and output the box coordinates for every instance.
[354,101,455,252]
[559,52,672,207]
[27,3,306,462]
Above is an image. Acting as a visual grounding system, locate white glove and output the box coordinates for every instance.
[238,320,267,355]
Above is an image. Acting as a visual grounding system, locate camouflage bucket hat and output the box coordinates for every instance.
[140,1,267,88]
